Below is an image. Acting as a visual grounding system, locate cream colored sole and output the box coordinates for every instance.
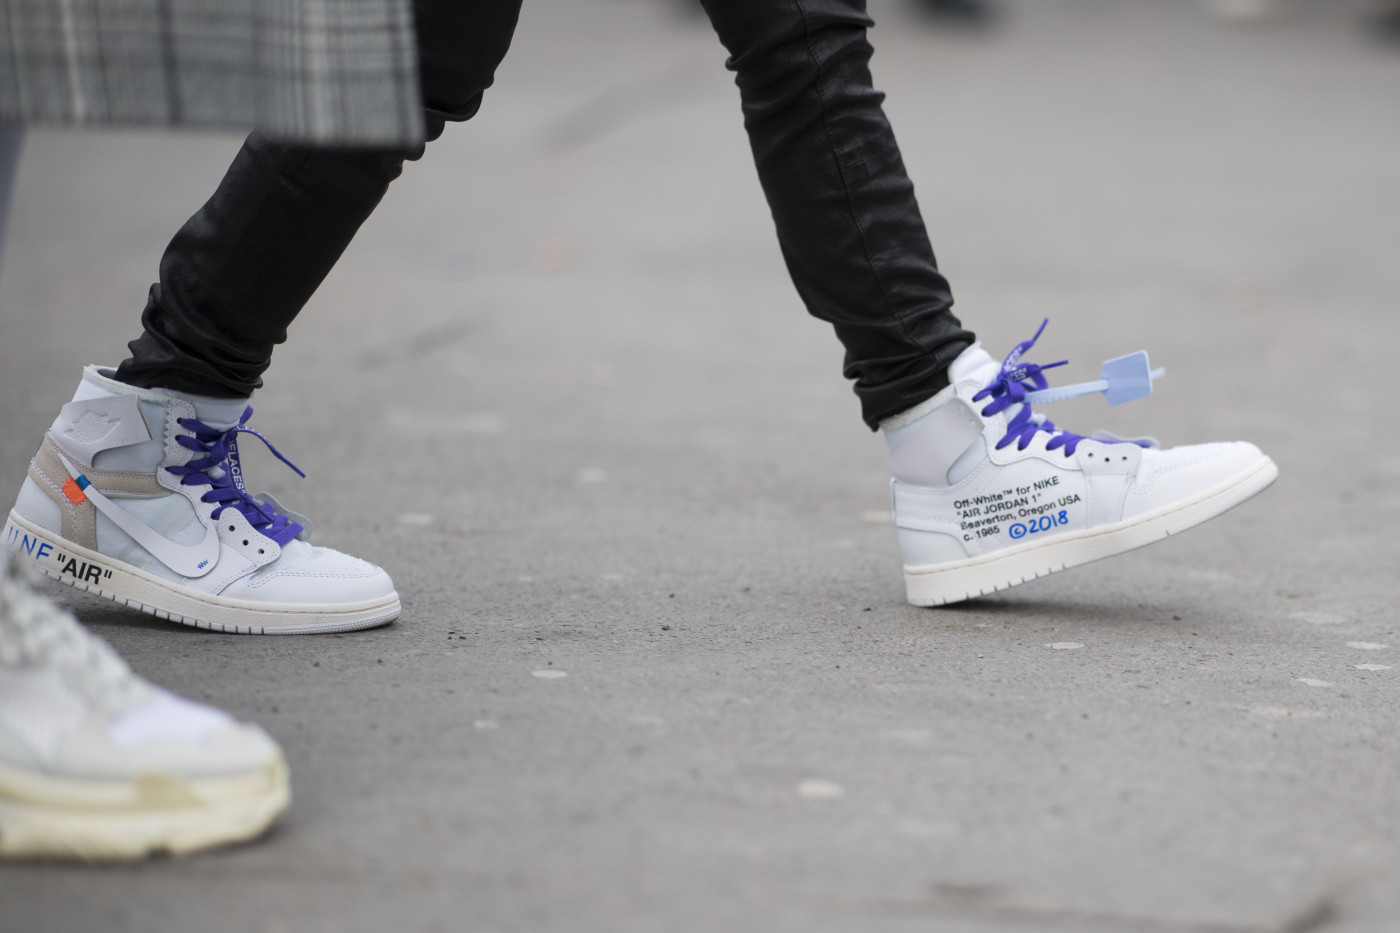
[904,455,1278,607]
[0,755,290,860]
[3,512,399,635]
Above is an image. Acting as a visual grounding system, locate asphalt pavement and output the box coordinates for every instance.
[2,1,1399,930]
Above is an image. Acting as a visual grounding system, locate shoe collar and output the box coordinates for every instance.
[82,365,249,431]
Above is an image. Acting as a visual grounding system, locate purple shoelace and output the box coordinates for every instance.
[973,320,1154,457]
[165,407,305,547]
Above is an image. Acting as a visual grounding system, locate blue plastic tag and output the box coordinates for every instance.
[1021,351,1164,407]
[1100,351,1155,406]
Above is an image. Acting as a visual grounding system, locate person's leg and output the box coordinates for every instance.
[113,138,423,397]
[700,1,1276,606]
[115,0,525,398]
[4,2,526,633]
[699,0,974,429]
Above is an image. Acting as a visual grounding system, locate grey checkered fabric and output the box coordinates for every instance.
[0,0,423,146]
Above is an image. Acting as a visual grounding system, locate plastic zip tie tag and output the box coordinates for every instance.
[1023,351,1165,407]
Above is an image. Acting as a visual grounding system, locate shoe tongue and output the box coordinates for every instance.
[949,343,1001,387]
[185,395,248,431]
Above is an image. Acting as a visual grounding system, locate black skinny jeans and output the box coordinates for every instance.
[115,0,974,429]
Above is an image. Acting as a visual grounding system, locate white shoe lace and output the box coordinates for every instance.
[0,555,150,712]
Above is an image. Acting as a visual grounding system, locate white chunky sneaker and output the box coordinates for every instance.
[884,322,1277,606]
[0,554,289,858]
[2,366,400,634]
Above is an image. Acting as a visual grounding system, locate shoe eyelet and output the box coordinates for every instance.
[258,549,265,555]
[242,540,249,546]
[228,525,236,532]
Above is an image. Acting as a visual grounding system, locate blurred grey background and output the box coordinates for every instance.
[2,1,1400,930]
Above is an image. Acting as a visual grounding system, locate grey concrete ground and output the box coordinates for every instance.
[2,0,1400,930]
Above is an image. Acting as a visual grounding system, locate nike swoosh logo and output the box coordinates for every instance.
[55,451,221,579]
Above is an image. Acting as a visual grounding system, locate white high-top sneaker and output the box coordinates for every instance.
[884,322,1277,606]
[0,554,289,858]
[3,366,400,634]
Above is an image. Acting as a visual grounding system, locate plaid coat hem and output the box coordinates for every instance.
[0,0,424,146]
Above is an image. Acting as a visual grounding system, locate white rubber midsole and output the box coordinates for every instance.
[0,756,289,858]
[904,455,1279,606]
[3,511,400,634]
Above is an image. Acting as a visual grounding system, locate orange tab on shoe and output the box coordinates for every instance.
[61,477,86,505]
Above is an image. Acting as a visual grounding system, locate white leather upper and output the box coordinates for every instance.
[17,367,395,608]
[887,346,1270,566]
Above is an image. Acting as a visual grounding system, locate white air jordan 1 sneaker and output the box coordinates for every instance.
[3,366,399,634]
[883,321,1277,606]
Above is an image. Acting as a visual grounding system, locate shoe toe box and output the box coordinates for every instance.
[222,540,398,607]
[55,689,285,781]
[1123,441,1272,519]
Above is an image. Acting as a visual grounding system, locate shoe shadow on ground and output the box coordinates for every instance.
[2,818,290,872]
[50,573,1193,639]
[929,594,1192,633]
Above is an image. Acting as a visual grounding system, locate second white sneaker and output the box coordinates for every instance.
[3,366,400,634]
[0,554,289,858]
[883,322,1277,606]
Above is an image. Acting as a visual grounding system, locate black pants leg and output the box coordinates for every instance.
[121,0,970,428]
[115,1,525,398]
[701,0,973,427]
